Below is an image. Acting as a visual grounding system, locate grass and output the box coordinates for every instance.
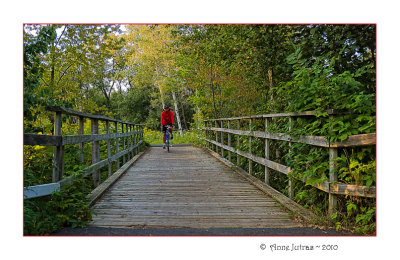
[143,127,204,146]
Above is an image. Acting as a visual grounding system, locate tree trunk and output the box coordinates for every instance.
[268,68,274,104]
[172,91,183,135]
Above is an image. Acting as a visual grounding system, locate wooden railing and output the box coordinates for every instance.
[24,106,144,199]
[201,110,376,215]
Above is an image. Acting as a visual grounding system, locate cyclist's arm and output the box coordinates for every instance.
[170,111,175,125]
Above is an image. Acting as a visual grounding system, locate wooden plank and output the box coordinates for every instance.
[203,138,292,175]
[24,134,61,146]
[61,132,139,146]
[24,132,141,147]
[58,141,145,189]
[46,106,142,125]
[203,127,375,148]
[86,149,148,206]
[24,183,60,199]
[330,183,376,198]
[330,133,376,147]
[89,146,302,229]
[90,219,300,229]
[203,137,375,198]
[205,148,315,222]
[203,109,346,122]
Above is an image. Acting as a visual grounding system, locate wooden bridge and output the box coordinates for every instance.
[24,107,376,232]
[90,145,301,228]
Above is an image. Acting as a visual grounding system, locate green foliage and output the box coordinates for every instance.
[24,24,376,235]
[24,177,92,235]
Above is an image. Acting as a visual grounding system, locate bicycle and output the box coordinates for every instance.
[165,126,171,152]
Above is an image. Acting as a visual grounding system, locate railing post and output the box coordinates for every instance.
[220,120,224,158]
[227,120,231,162]
[215,120,218,153]
[91,118,100,187]
[288,116,294,199]
[122,123,126,164]
[133,124,137,155]
[329,147,338,215]
[52,111,64,182]
[115,122,120,169]
[131,124,136,158]
[249,118,253,175]
[78,116,84,165]
[209,121,213,151]
[106,120,112,177]
[237,119,241,167]
[329,116,338,215]
[140,125,144,151]
[136,125,140,154]
[265,117,270,185]
[127,124,131,160]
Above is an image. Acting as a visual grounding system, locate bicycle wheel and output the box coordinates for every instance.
[166,132,170,152]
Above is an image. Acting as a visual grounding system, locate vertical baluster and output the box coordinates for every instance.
[106,120,111,177]
[134,124,137,155]
[91,118,100,187]
[52,111,64,182]
[329,115,338,215]
[221,120,224,158]
[127,124,131,160]
[131,124,136,158]
[249,118,253,175]
[78,116,84,165]
[228,120,231,162]
[288,116,294,199]
[122,123,126,164]
[237,119,241,167]
[209,121,213,150]
[265,117,270,185]
[215,120,218,153]
[115,122,120,169]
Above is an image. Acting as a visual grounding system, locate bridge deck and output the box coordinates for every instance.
[90,145,302,228]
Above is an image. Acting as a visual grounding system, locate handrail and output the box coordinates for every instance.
[24,106,145,199]
[203,109,348,122]
[201,110,376,215]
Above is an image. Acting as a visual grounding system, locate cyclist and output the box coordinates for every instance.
[161,104,174,149]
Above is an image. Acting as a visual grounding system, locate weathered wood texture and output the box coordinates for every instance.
[203,127,375,148]
[201,110,376,215]
[87,150,147,206]
[24,106,144,199]
[46,106,143,126]
[24,183,60,199]
[90,146,302,228]
[203,109,347,121]
[201,137,375,198]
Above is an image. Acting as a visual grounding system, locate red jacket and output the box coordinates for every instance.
[161,110,174,125]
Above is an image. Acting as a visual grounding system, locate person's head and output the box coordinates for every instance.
[163,105,170,111]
